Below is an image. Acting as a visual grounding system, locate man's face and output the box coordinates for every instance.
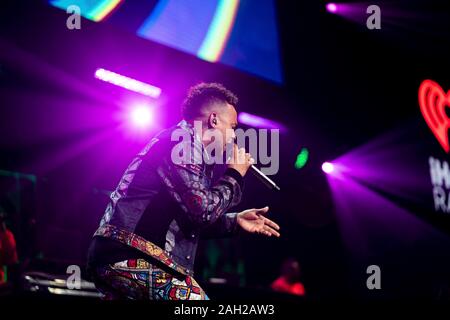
[214,102,238,148]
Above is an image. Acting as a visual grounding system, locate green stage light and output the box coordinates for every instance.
[295,148,309,169]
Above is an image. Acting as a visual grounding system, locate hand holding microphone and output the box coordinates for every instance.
[227,143,281,191]
[227,144,255,177]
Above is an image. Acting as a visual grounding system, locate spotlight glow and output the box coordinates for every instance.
[322,162,335,174]
[326,3,338,13]
[130,105,153,128]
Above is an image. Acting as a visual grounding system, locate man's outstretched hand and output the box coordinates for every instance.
[236,206,280,237]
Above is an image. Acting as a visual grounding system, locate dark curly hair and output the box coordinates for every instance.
[182,82,238,120]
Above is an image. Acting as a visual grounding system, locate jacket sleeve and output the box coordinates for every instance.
[156,140,244,230]
[199,212,242,239]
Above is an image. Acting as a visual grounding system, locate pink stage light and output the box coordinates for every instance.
[95,68,161,98]
[129,104,153,128]
[326,3,338,13]
[322,162,335,174]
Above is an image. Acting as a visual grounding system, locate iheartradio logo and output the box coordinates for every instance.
[419,79,450,153]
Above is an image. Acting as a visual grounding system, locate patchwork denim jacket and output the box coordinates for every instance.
[90,120,243,276]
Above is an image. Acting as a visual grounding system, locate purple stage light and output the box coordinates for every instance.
[94,68,161,98]
[326,3,338,13]
[322,162,335,174]
[129,104,153,128]
[238,112,286,131]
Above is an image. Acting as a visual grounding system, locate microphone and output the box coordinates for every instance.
[249,165,281,191]
[229,139,281,191]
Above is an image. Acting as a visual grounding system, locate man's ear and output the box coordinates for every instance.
[208,113,218,128]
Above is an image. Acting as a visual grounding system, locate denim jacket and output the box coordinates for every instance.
[89,120,243,276]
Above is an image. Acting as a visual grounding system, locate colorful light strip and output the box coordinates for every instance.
[197,0,240,62]
[50,0,123,22]
[89,0,123,21]
[94,68,161,98]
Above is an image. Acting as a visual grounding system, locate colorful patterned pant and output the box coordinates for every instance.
[93,259,209,300]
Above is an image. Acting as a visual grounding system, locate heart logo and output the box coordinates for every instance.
[419,79,450,153]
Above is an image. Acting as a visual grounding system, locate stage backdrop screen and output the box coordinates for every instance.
[49,0,283,84]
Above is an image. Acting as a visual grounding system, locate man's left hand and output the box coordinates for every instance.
[236,206,280,237]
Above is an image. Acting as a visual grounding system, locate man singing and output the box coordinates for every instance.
[87,83,280,300]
